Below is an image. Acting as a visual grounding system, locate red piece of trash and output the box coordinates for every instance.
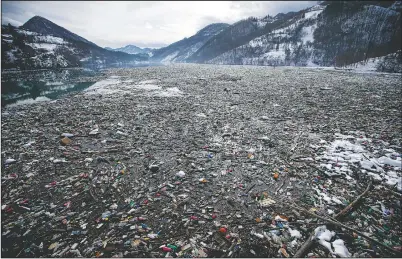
[162,247,172,252]
[9,173,18,179]
[20,199,29,204]
[219,227,227,234]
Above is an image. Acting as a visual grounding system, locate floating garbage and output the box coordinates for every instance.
[1,64,401,258]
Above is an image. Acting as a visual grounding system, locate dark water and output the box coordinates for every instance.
[1,63,163,107]
[1,81,96,107]
[1,69,99,107]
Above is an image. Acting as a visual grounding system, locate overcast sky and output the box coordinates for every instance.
[2,1,317,48]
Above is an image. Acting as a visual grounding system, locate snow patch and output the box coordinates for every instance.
[316,133,401,190]
[304,9,323,19]
[26,43,59,52]
[301,25,316,44]
[34,35,65,44]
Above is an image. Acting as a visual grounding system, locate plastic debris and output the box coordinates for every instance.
[1,65,401,258]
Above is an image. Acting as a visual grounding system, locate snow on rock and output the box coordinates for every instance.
[34,35,65,44]
[25,43,59,52]
[16,29,39,36]
[304,9,324,19]
[301,25,316,44]
[6,51,17,62]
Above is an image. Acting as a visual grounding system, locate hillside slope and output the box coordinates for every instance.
[150,23,229,63]
[205,1,401,71]
[1,17,148,70]
[186,12,299,63]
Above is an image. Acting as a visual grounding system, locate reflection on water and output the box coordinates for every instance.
[1,68,98,107]
[1,63,163,108]
[1,80,96,107]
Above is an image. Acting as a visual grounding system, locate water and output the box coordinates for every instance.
[1,69,99,107]
[1,63,163,107]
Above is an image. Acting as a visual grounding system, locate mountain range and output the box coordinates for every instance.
[104,45,154,55]
[1,16,148,70]
[2,1,401,72]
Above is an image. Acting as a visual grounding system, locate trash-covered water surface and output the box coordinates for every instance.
[1,64,401,258]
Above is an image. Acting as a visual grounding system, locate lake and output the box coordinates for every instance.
[1,63,163,107]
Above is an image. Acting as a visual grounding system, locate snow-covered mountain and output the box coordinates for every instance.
[104,44,154,55]
[21,16,97,46]
[2,1,401,72]
[186,12,299,64]
[187,1,401,72]
[206,2,401,71]
[150,23,229,63]
[1,16,148,70]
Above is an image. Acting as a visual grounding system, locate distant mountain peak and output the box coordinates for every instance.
[104,44,154,55]
[23,15,60,30]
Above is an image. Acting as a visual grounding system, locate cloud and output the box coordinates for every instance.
[145,22,153,30]
[1,1,317,48]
